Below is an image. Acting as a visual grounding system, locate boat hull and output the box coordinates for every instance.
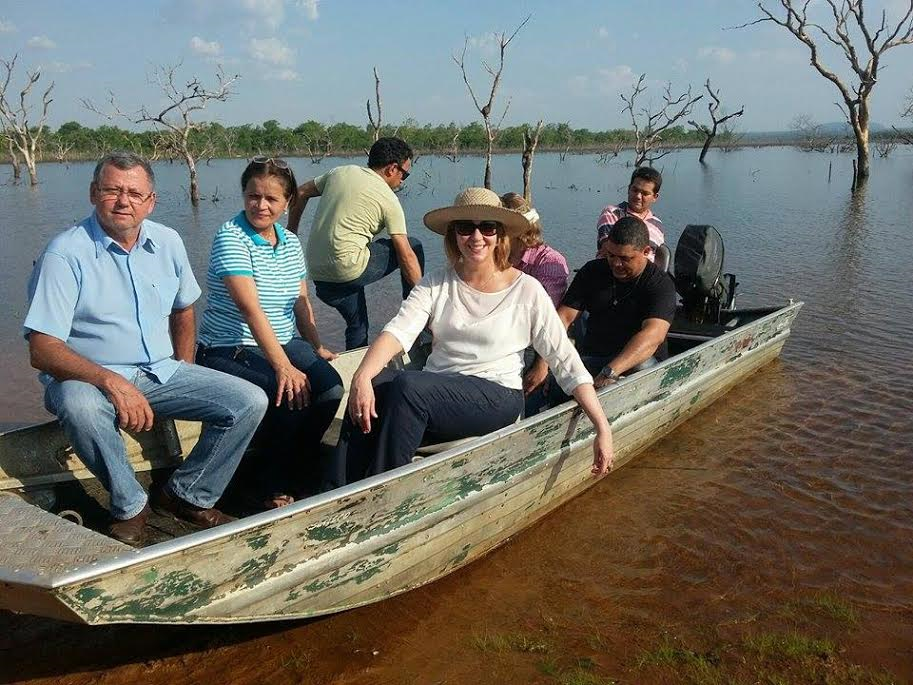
[0,302,801,624]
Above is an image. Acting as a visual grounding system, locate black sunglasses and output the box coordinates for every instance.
[396,163,410,181]
[451,220,501,237]
[251,156,291,172]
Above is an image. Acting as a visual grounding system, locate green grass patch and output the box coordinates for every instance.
[472,631,551,654]
[743,631,836,660]
[553,668,617,685]
[784,592,859,626]
[637,638,725,685]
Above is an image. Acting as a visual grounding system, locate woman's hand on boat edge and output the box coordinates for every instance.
[591,427,615,476]
[348,375,377,433]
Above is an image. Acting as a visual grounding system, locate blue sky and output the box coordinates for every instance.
[1,0,912,132]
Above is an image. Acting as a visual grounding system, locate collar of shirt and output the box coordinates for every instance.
[88,212,158,257]
[516,244,547,268]
[617,201,656,223]
[235,211,287,246]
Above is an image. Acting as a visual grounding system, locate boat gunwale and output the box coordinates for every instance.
[0,301,803,591]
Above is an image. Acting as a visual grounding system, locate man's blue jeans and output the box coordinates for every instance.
[314,237,425,350]
[44,362,269,520]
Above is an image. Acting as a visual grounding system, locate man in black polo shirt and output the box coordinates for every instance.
[525,216,677,401]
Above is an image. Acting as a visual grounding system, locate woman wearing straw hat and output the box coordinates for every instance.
[329,187,613,487]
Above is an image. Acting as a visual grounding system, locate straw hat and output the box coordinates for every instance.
[423,187,531,237]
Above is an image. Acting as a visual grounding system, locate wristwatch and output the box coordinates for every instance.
[600,365,620,382]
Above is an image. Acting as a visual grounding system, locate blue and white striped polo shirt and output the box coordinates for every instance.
[199,212,306,347]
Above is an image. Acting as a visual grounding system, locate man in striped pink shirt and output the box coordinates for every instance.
[596,167,664,262]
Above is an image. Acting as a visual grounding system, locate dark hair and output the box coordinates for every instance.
[93,151,155,188]
[444,225,512,271]
[606,216,650,249]
[241,158,297,200]
[368,137,413,169]
[630,166,662,194]
[500,192,543,248]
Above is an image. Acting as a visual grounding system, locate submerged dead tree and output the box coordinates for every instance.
[454,15,531,189]
[621,74,702,167]
[736,0,913,187]
[3,131,21,180]
[0,54,54,185]
[687,79,744,163]
[84,63,239,205]
[521,119,543,202]
[366,67,382,142]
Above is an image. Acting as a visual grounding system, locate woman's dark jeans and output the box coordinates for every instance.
[327,369,523,490]
[197,338,344,497]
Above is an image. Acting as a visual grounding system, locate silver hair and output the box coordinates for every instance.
[92,151,155,189]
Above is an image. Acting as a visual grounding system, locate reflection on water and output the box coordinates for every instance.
[1,148,912,683]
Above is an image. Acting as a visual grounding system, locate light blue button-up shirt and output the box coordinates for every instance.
[24,213,201,384]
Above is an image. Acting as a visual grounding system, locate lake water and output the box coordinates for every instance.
[1,148,912,683]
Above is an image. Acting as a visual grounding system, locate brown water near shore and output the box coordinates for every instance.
[1,149,911,684]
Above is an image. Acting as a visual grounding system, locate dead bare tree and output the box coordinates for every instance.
[687,79,745,163]
[735,0,913,187]
[621,74,702,167]
[894,86,913,144]
[0,55,54,185]
[521,119,543,202]
[303,132,332,163]
[50,138,74,164]
[83,63,239,205]
[453,15,531,188]
[444,127,462,162]
[873,135,897,156]
[789,114,838,151]
[3,130,21,181]
[366,67,382,142]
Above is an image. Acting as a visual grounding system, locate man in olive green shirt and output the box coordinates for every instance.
[288,137,424,349]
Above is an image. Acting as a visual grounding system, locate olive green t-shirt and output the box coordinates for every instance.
[306,165,407,282]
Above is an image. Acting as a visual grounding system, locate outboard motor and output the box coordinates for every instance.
[673,225,738,324]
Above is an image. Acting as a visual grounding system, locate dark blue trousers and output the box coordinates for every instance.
[197,337,344,497]
[326,369,523,490]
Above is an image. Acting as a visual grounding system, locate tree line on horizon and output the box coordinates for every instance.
[16,118,717,164]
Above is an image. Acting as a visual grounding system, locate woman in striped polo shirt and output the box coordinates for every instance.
[197,157,344,509]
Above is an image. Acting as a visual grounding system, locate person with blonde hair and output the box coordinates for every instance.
[328,187,613,487]
[500,192,569,307]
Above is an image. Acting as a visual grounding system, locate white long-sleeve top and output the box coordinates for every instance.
[383,266,593,395]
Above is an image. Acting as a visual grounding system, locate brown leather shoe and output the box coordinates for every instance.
[108,503,150,546]
[151,487,236,529]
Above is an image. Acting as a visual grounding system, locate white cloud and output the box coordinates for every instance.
[466,32,499,55]
[568,66,638,97]
[240,0,285,29]
[190,36,222,57]
[266,68,299,81]
[27,35,56,50]
[44,60,93,73]
[248,37,294,66]
[298,0,319,20]
[698,46,736,64]
[594,65,638,93]
[597,27,609,39]
[0,20,15,33]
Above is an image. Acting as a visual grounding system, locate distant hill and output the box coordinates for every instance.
[816,121,890,135]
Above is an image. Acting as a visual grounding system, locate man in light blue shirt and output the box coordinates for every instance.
[23,152,268,545]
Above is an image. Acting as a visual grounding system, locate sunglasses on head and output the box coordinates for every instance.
[451,220,502,237]
[251,156,291,172]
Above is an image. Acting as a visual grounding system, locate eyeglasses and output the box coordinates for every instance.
[96,186,154,205]
[451,220,501,237]
[251,156,291,172]
[396,163,410,181]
